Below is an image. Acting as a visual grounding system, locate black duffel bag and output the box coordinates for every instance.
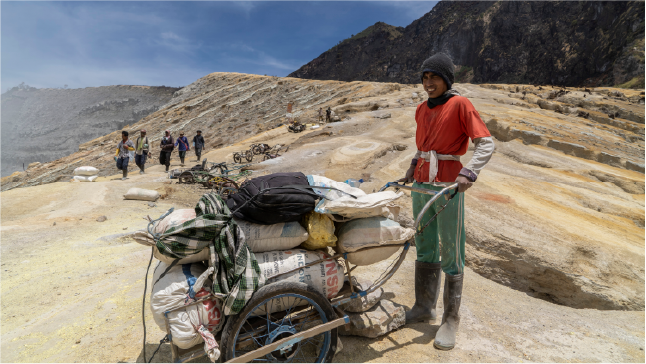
[226,172,314,225]
[226,172,355,225]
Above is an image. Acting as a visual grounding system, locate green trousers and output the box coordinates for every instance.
[411,182,465,275]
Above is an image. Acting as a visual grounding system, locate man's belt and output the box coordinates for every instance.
[418,151,461,182]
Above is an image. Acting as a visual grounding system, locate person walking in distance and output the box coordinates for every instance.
[399,53,494,351]
[318,107,324,122]
[115,130,135,180]
[325,107,332,122]
[175,131,190,166]
[134,129,151,174]
[193,130,205,162]
[160,130,174,172]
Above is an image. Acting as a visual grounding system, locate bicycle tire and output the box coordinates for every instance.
[220,281,338,363]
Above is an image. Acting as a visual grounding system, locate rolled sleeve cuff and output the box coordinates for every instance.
[459,167,477,182]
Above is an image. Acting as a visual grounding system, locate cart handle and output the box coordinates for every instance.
[379,182,458,231]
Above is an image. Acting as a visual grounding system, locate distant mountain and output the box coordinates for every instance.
[289,1,645,88]
[1,84,180,177]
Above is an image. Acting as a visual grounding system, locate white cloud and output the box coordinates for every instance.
[230,43,298,71]
[376,1,438,22]
[156,31,201,54]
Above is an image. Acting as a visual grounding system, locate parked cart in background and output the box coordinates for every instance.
[233,150,254,164]
[262,145,290,161]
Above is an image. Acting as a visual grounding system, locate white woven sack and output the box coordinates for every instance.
[150,262,224,350]
[153,247,210,265]
[72,175,98,182]
[73,166,100,176]
[307,175,366,201]
[344,246,401,266]
[315,191,403,220]
[154,209,196,234]
[336,216,414,253]
[327,204,400,222]
[258,249,344,299]
[123,187,159,201]
[234,219,308,253]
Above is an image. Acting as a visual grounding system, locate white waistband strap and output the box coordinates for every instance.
[419,151,461,182]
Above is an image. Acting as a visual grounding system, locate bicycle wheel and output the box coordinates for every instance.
[233,153,242,164]
[178,171,195,184]
[252,145,262,155]
[220,281,338,363]
[245,152,254,162]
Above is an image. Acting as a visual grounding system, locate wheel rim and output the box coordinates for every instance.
[232,293,331,363]
[178,171,194,184]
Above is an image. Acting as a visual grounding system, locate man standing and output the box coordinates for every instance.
[115,130,135,180]
[193,130,205,162]
[325,107,332,122]
[400,53,495,351]
[318,107,324,122]
[134,129,151,174]
[160,130,174,172]
[174,131,190,166]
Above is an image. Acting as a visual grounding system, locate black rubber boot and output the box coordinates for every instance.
[405,261,442,323]
[434,273,464,350]
[180,157,185,165]
[122,169,128,180]
[165,165,169,172]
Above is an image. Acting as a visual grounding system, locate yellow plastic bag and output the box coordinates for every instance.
[300,211,337,250]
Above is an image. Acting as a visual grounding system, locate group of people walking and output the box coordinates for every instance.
[115,129,206,179]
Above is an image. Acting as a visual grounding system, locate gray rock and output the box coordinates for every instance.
[341,278,383,313]
[625,160,645,174]
[148,202,156,207]
[339,299,405,338]
[96,216,107,222]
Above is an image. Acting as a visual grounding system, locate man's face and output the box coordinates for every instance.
[141,132,146,138]
[122,134,128,142]
[197,132,201,136]
[422,72,447,98]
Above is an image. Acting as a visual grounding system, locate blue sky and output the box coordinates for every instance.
[1,1,438,92]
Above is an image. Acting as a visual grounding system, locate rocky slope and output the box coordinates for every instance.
[1,73,401,190]
[290,0,645,89]
[1,75,643,362]
[0,84,181,177]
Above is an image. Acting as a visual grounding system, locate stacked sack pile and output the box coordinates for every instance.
[72,166,99,182]
[131,172,413,361]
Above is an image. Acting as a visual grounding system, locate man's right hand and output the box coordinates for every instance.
[397,165,416,184]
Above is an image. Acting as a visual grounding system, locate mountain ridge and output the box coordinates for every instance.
[289,0,645,88]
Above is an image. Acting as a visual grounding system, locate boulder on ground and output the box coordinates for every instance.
[339,299,405,338]
[341,278,383,313]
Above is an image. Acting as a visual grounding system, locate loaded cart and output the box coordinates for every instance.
[143,181,458,363]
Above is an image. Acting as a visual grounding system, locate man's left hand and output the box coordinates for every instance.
[455,175,473,193]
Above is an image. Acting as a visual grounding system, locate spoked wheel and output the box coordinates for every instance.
[220,281,338,363]
[178,171,195,184]
[245,151,254,162]
[213,165,227,175]
[252,145,263,155]
[233,153,242,164]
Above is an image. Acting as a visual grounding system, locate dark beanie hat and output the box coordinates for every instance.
[420,53,455,89]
